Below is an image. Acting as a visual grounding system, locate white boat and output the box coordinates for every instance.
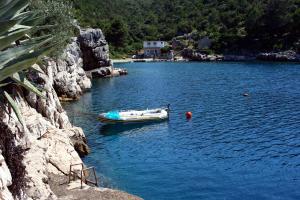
[98,105,170,124]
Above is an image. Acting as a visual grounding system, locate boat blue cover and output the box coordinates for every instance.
[105,111,121,120]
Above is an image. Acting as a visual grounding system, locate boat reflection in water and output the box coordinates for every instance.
[99,121,169,136]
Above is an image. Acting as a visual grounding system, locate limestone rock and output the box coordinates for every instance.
[51,38,92,99]
[0,27,134,200]
[67,127,90,157]
[223,54,256,61]
[49,174,143,200]
[0,153,13,200]
[257,50,300,62]
[78,28,111,70]
[43,129,84,175]
[86,66,113,78]
[0,66,88,199]
[182,48,223,61]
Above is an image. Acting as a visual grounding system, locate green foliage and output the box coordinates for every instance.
[71,0,300,54]
[161,46,171,54]
[30,0,75,57]
[0,0,70,124]
[106,18,128,48]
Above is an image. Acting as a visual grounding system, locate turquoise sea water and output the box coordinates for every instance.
[64,62,300,200]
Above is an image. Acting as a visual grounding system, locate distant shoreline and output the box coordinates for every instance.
[112,50,300,64]
[112,58,300,64]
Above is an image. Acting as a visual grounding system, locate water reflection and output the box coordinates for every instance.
[99,121,169,136]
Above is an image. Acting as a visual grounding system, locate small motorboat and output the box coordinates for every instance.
[98,105,170,124]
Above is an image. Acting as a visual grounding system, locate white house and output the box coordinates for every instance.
[143,41,166,58]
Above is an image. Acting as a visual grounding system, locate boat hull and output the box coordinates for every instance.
[98,107,169,124]
[98,115,168,124]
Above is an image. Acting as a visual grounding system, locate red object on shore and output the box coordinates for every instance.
[186,112,192,119]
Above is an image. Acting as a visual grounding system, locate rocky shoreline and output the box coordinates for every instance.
[113,50,300,63]
[0,28,136,200]
[182,49,300,62]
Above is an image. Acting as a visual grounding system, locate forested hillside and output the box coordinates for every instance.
[70,0,300,56]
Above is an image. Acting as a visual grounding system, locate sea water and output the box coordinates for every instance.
[64,62,300,200]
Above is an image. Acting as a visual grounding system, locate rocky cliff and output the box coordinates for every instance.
[49,28,126,101]
[52,38,92,100]
[0,62,88,199]
[0,29,137,200]
[78,28,111,71]
[78,28,127,79]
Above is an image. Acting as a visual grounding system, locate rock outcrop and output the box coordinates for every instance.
[0,26,134,199]
[0,152,13,200]
[0,29,133,199]
[257,50,300,62]
[0,61,137,199]
[50,38,92,100]
[48,173,142,200]
[78,28,112,71]
[47,28,126,100]
[182,48,223,61]
[223,54,256,61]
[0,62,88,199]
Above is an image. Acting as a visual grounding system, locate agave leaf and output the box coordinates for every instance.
[0,18,19,35]
[0,35,53,67]
[0,0,18,18]
[9,1,28,19]
[33,24,58,31]
[11,72,45,98]
[0,43,56,82]
[30,65,45,74]
[3,90,24,125]
[12,11,37,24]
[0,24,32,51]
[0,0,28,20]
[0,56,37,82]
[18,13,43,26]
[0,82,10,87]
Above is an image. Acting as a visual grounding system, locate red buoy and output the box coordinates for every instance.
[186,112,192,119]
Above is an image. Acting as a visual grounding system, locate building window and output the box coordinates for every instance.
[147,42,151,45]
[154,42,157,45]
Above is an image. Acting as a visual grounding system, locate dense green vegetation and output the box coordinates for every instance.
[70,0,300,56]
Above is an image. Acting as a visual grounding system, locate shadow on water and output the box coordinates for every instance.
[99,121,169,136]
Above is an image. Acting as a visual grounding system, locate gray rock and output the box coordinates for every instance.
[182,48,223,61]
[0,153,13,200]
[223,55,256,61]
[0,27,132,200]
[78,28,111,70]
[257,50,300,62]
[41,38,92,100]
